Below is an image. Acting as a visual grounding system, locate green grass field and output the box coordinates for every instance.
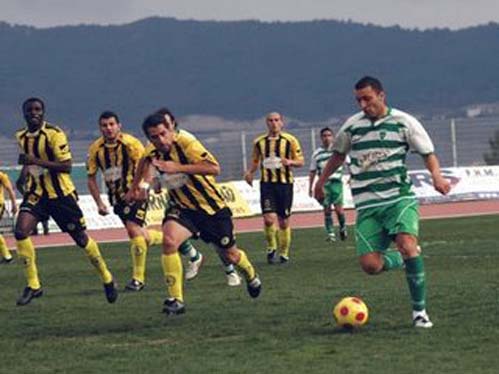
[1,215,498,374]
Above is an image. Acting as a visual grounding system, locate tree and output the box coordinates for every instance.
[483,129,499,165]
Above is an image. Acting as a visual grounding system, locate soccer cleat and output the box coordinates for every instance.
[163,298,186,315]
[267,249,277,264]
[225,270,242,287]
[0,257,14,265]
[16,286,43,306]
[339,227,348,241]
[103,280,118,303]
[279,255,289,264]
[246,275,262,298]
[413,311,433,328]
[124,279,145,292]
[185,253,204,280]
[326,233,336,242]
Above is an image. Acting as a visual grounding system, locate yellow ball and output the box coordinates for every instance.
[333,296,369,328]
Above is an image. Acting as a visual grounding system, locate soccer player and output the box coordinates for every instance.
[128,110,261,315]
[14,97,118,306]
[309,127,348,242]
[154,107,242,286]
[88,111,205,291]
[314,76,451,328]
[244,112,304,264]
[0,171,18,264]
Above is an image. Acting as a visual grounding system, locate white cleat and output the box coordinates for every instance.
[185,253,204,280]
[413,311,433,328]
[326,233,336,242]
[225,270,242,287]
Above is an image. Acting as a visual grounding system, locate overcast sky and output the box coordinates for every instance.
[1,0,498,29]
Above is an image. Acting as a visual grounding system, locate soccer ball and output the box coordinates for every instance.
[333,297,369,329]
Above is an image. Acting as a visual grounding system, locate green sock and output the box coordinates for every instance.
[179,240,200,261]
[324,213,333,234]
[383,250,404,271]
[404,255,427,312]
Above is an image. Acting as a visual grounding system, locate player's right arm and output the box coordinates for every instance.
[244,140,261,186]
[86,143,109,215]
[125,156,151,203]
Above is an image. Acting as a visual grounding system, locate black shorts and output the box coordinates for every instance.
[164,206,236,249]
[113,199,148,226]
[260,182,294,218]
[20,192,86,233]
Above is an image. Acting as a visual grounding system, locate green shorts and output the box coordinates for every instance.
[323,180,343,207]
[355,198,419,256]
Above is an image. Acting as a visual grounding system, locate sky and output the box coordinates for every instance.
[1,0,498,30]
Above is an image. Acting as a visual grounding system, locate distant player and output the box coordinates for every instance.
[128,110,261,315]
[314,77,451,328]
[309,127,348,242]
[14,97,118,306]
[0,171,17,264]
[244,112,304,264]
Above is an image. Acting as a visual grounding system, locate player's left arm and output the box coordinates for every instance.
[282,136,304,168]
[423,153,450,195]
[19,131,72,173]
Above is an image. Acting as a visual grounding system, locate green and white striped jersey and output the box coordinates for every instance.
[333,108,434,210]
[309,146,345,182]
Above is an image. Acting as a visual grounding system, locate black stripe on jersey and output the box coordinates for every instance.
[32,134,49,197]
[173,143,221,213]
[264,137,272,182]
[120,144,129,194]
[275,136,283,183]
[43,133,65,198]
[284,139,291,183]
[21,135,36,196]
[201,175,225,202]
[103,146,117,205]
[95,145,104,170]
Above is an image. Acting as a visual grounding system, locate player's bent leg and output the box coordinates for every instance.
[277,216,291,263]
[0,234,13,263]
[215,249,241,286]
[335,205,347,241]
[124,221,148,290]
[180,240,204,281]
[323,206,335,241]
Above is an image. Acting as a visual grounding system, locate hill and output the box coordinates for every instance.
[1,18,498,133]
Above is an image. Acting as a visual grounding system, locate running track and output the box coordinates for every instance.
[5,200,499,249]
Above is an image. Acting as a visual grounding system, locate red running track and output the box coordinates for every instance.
[5,200,499,249]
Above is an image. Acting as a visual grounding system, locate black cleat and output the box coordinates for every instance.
[103,280,118,303]
[279,255,289,264]
[0,257,14,265]
[16,286,43,306]
[339,227,348,241]
[267,250,277,264]
[163,298,186,315]
[246,275,262,298]
[124,279,145,292]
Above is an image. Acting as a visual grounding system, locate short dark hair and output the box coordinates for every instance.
[22,97,45,112]
[320,127,333,136]
[98,110,120,124]
[355,76,384,92]
[142,113,168,138]
[155,107,177,128]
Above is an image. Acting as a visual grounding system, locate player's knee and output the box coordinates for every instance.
[72,231,88,248]
[162,234,179,252]
[360,257,383,275]
[224,247,240,264]
[14,229,28,241]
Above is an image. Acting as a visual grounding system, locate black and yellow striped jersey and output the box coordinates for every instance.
[87,133,145,205]
[0,171,10,205]
[145,130,227,215]
[251,131,304,184]
[15,122,76,199]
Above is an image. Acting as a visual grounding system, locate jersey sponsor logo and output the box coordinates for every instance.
[27,165,44,177]
[262,156,282,170]
[358,150,392,171]
[103,166,123,182]
[160,173,189,189]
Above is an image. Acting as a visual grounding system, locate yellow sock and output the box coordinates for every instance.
[161,253,183,302]
[264,224,277,251]
[0,235,12,260]
[84,238,113,284]
[235,248,256,281]
[278,227,292,258]
[130,236,148,283]
[16,238,41,289]
[147,229,163,246]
